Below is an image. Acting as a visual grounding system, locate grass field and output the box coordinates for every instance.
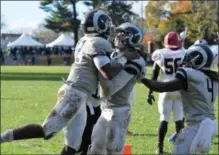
[1,66,218,154]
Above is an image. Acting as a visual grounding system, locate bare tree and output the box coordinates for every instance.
[31,24,59,44]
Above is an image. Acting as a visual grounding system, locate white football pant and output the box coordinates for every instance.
[41,83,88,150]
[173,118,217,154]
[158,93,183,122]
[88,106,131,155]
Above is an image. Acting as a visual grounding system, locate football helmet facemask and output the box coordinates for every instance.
[114,22,143,49]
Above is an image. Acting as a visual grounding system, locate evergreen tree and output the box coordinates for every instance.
[84,0,138,27]
[105,1,137,26]
[40,0,80,46]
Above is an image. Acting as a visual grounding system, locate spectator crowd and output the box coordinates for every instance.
[0,46,74,66]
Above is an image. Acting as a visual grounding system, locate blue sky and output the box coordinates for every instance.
[1,1,148,33]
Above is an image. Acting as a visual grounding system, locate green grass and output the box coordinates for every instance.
[1,66,218,154]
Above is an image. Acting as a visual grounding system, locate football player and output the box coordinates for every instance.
[1,10,139,155]
[142,44,218,154]
[88,22,146,154]
[147,31,185,153]
[75,88,101,155]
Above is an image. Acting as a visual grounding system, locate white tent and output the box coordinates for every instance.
[7,33,44,47]
[46,33,74,47]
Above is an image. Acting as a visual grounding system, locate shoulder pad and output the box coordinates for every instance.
[176,67,200,83]
[87,37,113,57]
[92,37,112,51]
[152,49,163,61]
[131,56,146,68]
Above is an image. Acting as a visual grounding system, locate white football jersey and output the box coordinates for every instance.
[67,35,113,95]
[107,56,146,108]
[152,48,185,99]
[152,48,186,81]
[176,68,218,122]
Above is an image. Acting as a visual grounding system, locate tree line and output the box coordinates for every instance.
[39,0,139,46]
[145,1,218,48]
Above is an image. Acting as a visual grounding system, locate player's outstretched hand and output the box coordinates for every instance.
[123,51,140,61]
[147,93,155,105]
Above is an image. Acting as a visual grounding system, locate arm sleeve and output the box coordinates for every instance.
[93,55,111,69]
[175,68,188,90]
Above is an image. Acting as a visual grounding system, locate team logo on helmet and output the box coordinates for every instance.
[81,10,113,38]
[114,22,143,49]
[182,44,214,70]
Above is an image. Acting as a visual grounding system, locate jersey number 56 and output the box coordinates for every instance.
[164,58,182,74]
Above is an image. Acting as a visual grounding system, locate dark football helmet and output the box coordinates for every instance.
[81,10,113,39]
[182,44,214,70]
[114,22,143,49]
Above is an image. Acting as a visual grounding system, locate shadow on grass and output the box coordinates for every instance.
[1,72,68,81]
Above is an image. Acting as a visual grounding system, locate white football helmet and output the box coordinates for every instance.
[182,44,214,70]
